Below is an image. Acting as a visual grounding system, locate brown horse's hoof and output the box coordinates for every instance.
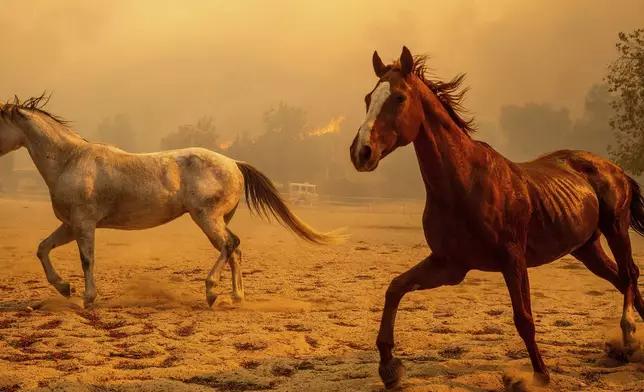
[533,371,550,386]
[379,357,405,390]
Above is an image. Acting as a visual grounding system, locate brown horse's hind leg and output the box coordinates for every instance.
[501,253,549,385]
[602,218,642,348]
[572,231,644,319]
[376,254,467,389]
[572,232,622,287]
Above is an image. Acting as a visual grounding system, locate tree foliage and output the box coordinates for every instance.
[160,116,220,151]
[571,84,615,157]
[606,28,644,174]
[225,103,347,187]
[262,102,307,139]
[169,78,617,199]
[499,84,615,161]
[225,130,253,160]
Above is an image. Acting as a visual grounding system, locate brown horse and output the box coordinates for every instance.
[349,46,644,389]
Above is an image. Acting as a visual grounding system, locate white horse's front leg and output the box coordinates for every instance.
[73,224,98,306]
[37,223,75,297]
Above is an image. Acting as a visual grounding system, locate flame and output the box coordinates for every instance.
[219,140,233,150]
[303,116,345,138]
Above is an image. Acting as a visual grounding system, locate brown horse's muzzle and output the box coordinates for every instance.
[350,129,380,172]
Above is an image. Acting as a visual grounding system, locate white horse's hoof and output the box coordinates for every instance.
[56,281,71,298]
[207,293,217,308]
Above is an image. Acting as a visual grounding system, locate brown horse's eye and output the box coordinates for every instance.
[395,95,406,104]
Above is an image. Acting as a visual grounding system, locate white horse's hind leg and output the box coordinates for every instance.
[72,224,98,306]
[37,224,75,297]
[223,203,244,301]
[190,212,240,307]
[229,248,244,302]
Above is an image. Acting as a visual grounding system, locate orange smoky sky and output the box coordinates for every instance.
[1,0,642,151]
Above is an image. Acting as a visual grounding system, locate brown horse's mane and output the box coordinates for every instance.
[392,55,477,135]
[0,93,71,126]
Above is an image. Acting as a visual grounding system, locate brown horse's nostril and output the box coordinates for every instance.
[359,145,372,163]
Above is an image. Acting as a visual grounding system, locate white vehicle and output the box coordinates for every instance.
[288,182,319,205]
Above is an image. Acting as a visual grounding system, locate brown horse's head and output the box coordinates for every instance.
[349,46,475,172]
[349,46,424,172]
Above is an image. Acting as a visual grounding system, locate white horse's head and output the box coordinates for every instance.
[0,101,26,156]
[0,94,66,156]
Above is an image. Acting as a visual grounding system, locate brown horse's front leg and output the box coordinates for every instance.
[376,254,467,389]
[501,257,550,385]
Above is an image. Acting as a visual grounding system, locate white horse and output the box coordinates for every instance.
[0,95,344,307]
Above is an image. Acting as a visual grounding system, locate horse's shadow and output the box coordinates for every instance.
[0,295,199,314]
[0,292,288,315]
[0,299,34,313]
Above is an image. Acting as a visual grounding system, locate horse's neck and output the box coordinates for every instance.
[412,104,477,206]
[20,111,86,188]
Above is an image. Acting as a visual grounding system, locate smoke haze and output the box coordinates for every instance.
[1,0,642,186]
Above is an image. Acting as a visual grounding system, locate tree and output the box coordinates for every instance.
[96,114,139,152]
[161,116,220,151]
[569,84,615,157]
[251,103,309,182]
[606,28,644,174]
[225,130,253,161]
[262,102,307,139]
[499,103,573,161]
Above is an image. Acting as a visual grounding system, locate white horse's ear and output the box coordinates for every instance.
[400,46,413,76]
[373,51,389,78]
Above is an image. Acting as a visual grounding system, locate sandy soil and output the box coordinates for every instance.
[0,196,643,392]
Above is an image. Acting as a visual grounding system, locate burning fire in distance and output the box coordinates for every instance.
[302,116,345,139]
[219,141,233,150]
[220,115,346,149]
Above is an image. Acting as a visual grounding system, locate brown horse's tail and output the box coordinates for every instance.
[628,176,644,237]
[236,161,346,245]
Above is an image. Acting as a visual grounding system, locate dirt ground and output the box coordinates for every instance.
[0,196,643,392]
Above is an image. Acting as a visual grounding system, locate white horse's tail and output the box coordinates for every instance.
[236,161,346,245]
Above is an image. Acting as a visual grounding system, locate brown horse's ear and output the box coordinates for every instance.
[400,46,414,76]
[372,50,388,78]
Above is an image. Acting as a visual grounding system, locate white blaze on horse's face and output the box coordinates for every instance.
[354,81,391,163]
